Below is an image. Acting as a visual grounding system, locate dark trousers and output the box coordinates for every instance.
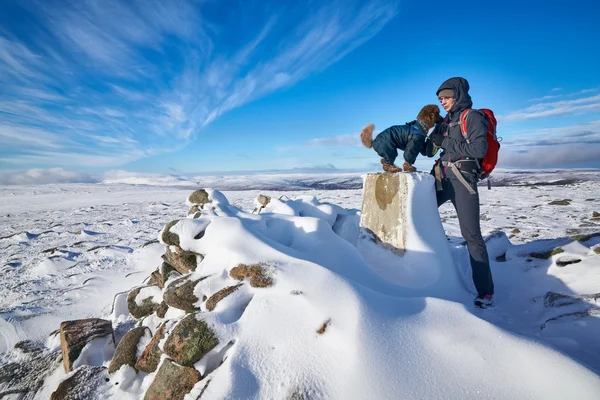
[436,173,494,297]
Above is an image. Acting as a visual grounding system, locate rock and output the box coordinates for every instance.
[188,189,209,205]
[148,269,165,289]
[230,264,273,288]
[163,247,198,274]
[156,302,169,318]
[161,220,180,247]
[511,228,520,234]
[50,366,108,400]
[127,287,162,319]
[188,205,200,215]
[256,194,271,207]
[108,327,150,374]
[144,359,202,400]
[163,275,207,312]
[0,341,61,398]
[548,199,571,206]
[206,284,243,311]
[556,256,582,267]
[593,211,600,217]
[60,319,114,373]
[163,314,219,367]
[135,323,166,373]
[161,262,177,282]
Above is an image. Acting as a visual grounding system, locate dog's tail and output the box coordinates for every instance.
[360,123,375,148]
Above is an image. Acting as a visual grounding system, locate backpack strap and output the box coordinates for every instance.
[459,109,472,143]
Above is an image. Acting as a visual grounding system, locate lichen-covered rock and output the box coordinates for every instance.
[148,269,165,289]
[188,205,200,215]
[161,220,180,246]
[135,323,166,373]
[163,314,218,367]
[144,359,202,400]
[161,261,177,282]
[163,275,207,313]
[156,302,169,318]
[0,341,61,398]
[163,247,198,275]
[59,319,114,373]
[230,264,273,288]
[108,327,150,374]
[206,284,243,311]
[50,366,108,400]
[256,194,271,207]
[127,286,162,319]
[188,189,209,206]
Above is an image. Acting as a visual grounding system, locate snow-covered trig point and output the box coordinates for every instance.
[359,172,462,299]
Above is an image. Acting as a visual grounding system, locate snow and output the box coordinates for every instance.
[1,173,600,399]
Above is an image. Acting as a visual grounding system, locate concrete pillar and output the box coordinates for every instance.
[358,172,463,298]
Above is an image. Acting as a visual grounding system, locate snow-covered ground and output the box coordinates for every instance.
[1,172,599,398]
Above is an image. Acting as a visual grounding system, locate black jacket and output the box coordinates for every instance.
[435,77,488,164]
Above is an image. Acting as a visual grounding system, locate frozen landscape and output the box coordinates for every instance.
[1,169,600,399]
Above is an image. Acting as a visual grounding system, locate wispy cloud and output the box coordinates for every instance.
[502,92,600,121]
[0,0,400,169]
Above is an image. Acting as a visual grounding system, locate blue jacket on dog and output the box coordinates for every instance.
[372,120,430,165]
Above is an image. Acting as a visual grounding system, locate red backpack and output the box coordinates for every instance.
[459,108,500,180]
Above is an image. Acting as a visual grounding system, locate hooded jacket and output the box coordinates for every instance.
[435,77,488,169]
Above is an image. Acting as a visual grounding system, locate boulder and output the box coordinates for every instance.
[188,189,209,206]
[144,359,202,400]
[188,205,200,216]
[230,264,273,288]
[156,302,169,318]
[50,366,108,400]
[206,284,243,311]
[161,220,180,247]
[127,286,162,319]
[148,269,165,289]
[160,261,177,282]
[108,326,150,374]
[163,275,206,313]
[59,319,114,373]
[163,314,218,367]
[163,247,198,275]
[135,323,166,373]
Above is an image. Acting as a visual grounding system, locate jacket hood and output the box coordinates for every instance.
[436,77,472,114]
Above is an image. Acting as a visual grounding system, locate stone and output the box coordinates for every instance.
[135,323,167,373]
[188,205,200,215]
[163,275,207,312]
[144,359,202,400]
[163,314,219,367]
[148,269,165,289]
[160,261,177,281]
[127,287,162,319]
[59,319,114,373]
[188,189,210,205]
[108,326,150,374]
[548,199,571,206]
[50,366,108,400]
[230,264,273,288]
[161,220,180,247]
[256,194,271,207]
[156,302,169,318]
[163,247,198,275]
[206,284,243,311]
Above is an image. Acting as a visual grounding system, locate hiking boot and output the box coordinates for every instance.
[381,159,401,173]
[474,294,494,309]
[403,162,417,173]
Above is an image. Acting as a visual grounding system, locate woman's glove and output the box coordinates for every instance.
[431,132,445,147]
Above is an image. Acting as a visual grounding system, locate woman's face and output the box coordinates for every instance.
[439,96,455,112]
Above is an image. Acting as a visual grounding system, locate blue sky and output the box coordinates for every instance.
[1,0,599,178]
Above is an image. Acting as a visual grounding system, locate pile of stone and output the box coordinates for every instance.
[50,189,274,400]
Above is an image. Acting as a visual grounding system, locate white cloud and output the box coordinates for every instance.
[0,168,97,185]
